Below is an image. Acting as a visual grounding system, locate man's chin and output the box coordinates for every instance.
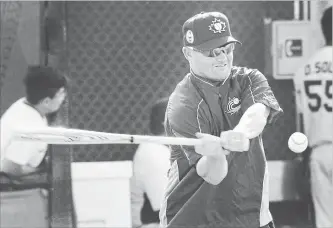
[212,71,230,81]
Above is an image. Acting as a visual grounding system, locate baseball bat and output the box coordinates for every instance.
[12,127,249,151]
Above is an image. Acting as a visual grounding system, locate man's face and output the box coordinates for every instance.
[43,87,67,114]
[184,43,235,81]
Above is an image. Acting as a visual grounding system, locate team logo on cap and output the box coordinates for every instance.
[226,97,241,115]
[209,18,226,34]
[186,30,194,43]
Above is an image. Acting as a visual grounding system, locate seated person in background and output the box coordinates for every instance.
[0,65,68,177]
[131,97,171,228]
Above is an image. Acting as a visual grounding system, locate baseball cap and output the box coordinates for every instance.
[183,11,241,51]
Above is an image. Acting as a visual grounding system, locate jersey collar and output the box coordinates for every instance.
[189,70,232,94]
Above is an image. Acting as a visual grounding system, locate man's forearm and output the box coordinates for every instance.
[234,103,270,139]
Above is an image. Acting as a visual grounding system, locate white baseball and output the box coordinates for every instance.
[288,132,308,153]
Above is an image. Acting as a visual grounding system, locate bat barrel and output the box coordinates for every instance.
[11,127,249,153]
[12,127,203,146]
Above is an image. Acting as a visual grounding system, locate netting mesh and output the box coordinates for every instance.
[0,1,22,98]
[64,1,296,162]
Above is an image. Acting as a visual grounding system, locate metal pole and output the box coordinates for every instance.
[61,2,77,227]
[294,0,300,20]
[303,0,309,20]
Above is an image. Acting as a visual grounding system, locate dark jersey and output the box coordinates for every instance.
[160,66,283,228]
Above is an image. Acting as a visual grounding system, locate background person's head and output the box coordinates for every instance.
[149,97,169,136]
[182,11,241,81]
[321,6,332,45]
[24,66,68,115]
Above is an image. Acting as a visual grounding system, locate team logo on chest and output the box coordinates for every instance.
[226,97,241,115]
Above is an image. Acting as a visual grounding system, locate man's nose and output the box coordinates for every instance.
[215,52,227,62]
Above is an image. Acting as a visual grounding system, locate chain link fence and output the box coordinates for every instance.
[0,1,22,80]
[0,1,22,111]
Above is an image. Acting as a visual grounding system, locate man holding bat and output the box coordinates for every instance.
[160,12,283,228]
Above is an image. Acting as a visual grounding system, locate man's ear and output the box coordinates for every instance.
[40,97,50,106]
[182,46,192,60]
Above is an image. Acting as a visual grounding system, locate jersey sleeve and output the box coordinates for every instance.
[132,144,170,214]
[142,146,170,211]
[130,145,147,227]
[130,175,144,228]
[5,134,47,167]
[165,98,211,166]
[240,69,283,124]
[3,111,48,167]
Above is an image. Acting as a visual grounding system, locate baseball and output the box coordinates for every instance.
[288,132,308,153]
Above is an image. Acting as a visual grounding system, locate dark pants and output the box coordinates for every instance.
[0,171,50,228]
